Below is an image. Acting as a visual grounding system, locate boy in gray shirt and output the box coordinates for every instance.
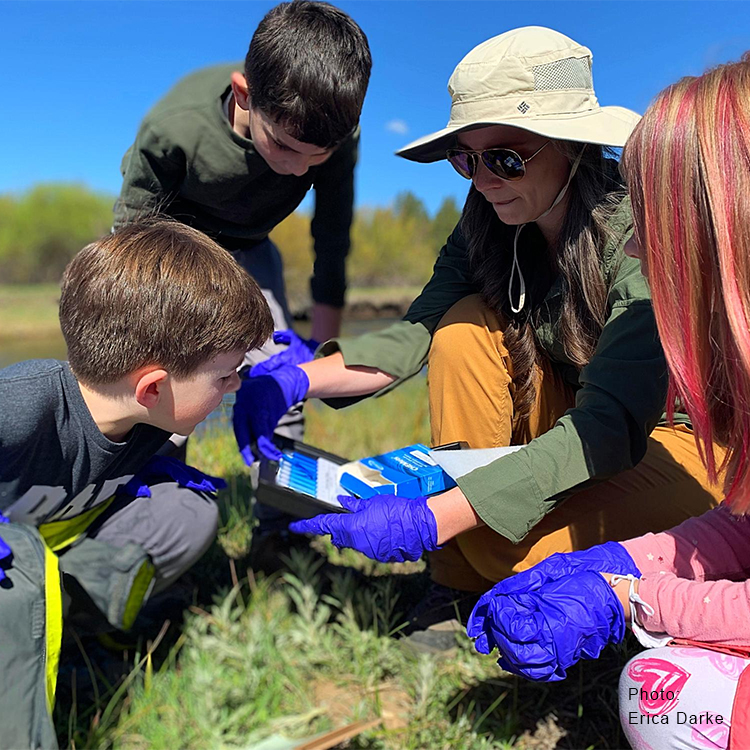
[0,218,272,749]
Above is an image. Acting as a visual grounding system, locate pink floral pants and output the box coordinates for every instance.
[619,647,750,749]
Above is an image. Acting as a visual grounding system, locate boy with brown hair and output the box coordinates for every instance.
[0,217,273,749]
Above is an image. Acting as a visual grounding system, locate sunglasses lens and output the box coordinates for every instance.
[446,150,474,179]
[483,149,525,181]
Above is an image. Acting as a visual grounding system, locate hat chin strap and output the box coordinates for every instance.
[508,149,585,314]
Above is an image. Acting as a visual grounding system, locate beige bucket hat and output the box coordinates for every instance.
[397,26,640,163]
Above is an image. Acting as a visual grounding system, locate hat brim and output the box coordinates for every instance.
[396,106,640,163]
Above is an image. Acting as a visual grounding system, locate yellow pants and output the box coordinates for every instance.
[427,295,723,592]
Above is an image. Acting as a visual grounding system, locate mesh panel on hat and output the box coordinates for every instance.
[532,57,592,91]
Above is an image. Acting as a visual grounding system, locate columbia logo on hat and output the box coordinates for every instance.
[517,101,530,114]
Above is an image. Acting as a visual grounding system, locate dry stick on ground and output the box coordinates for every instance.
[295,718,382,750]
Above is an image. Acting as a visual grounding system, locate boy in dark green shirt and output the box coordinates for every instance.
[114,0,372,546]
[115,2,370,339]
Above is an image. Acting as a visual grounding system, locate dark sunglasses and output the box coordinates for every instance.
[446,140,550,181]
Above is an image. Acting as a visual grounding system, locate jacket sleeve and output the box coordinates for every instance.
[621,503,750,581]
[619,506,750,647]
[113,122,187,229]
[457,250,671,543]
[635,574,750,645]
[318,222,476,407]
[309,132,359,308]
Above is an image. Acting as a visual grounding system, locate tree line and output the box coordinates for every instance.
[0,184,462,301]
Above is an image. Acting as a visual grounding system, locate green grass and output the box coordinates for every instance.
[0,283,421,347]
[345,287,424,302]
[0,284,62,341]
[53,379,634,750]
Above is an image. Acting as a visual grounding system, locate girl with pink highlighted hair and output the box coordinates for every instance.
[464,51,750,750]
[614,53,750,750]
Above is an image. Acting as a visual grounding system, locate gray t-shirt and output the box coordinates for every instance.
[0,359,170,525]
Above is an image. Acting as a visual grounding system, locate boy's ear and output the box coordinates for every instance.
[134,368,170,409]
[230,71,251,111]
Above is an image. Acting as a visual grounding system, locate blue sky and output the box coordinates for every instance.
[0,1,748,214]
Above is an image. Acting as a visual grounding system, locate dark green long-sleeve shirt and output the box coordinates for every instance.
[320,196,688,543]
[114,64,358,307]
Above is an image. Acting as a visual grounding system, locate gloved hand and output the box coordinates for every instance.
[250,330,320,377]
[467,570,629,681]
[120,456,228,499]
[232,365,310,465]
[481,541,641,596]
[289,494,440,563]
[466,542,640,676]
[0,512,11,583]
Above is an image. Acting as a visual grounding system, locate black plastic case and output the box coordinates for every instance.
[255,439,469,519]
[255,437,350,519]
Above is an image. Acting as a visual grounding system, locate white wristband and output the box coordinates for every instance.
[610,573,671,649]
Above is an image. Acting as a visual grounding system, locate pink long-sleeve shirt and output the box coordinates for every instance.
[621,503,750,645]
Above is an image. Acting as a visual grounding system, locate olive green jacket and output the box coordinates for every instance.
[113,64,358,308]
[320,197,686,543]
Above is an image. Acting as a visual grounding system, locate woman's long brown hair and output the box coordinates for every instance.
[460,143,626,429]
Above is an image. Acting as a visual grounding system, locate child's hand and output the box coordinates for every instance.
[120,456,227,498]
[465,541,642,681]
[0,512,11,583]
[466,571,630,681]
[250,330,319,377]
[289,494,440,563]
[600,572,638,624]
[479,541,641,596]
[232,366,310,465]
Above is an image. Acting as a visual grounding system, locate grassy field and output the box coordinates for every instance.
[50,378,635,750]
[0,284,425,344]
[0,284,62,341]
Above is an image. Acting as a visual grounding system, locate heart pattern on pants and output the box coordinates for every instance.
[691,714,730,749]
[627,657,691,715]
[671,647,745,680]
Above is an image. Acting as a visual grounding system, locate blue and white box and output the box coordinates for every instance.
[339,443,455,499]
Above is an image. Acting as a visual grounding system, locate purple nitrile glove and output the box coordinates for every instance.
[289,494,440,563]
[479,542,640,597]
[232,365,310,465]
[250,330,320,378]
[466,571,630,682]
[0,512,11,583]
[466,542,640,663]
[120,456,227,499]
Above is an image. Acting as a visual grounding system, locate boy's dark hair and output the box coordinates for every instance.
[245,0,372,148]
[60,217,273,386]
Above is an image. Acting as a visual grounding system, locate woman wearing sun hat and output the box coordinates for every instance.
[243,26,723,646]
